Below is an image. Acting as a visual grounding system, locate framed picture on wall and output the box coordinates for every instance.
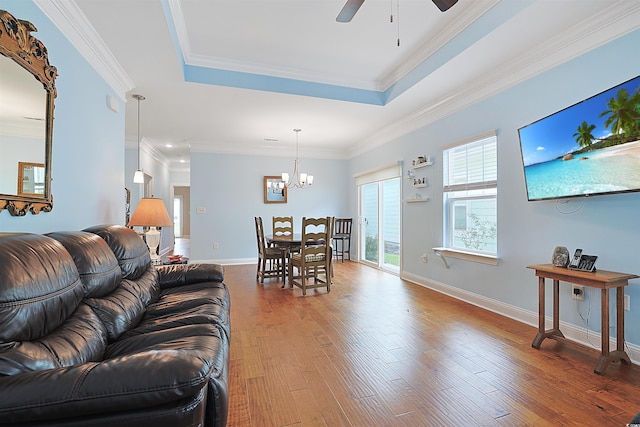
[264,176,287,204]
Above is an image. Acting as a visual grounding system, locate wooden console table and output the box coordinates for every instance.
[527,264,638,375]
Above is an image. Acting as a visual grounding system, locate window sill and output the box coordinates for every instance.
[432,247,498,267]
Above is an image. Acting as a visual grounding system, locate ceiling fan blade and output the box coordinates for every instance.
[432,0,459,12]
[336,0,365,23]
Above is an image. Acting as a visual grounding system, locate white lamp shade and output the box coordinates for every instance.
[133,169,144,183]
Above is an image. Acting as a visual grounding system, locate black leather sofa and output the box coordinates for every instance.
[0,225,230,427]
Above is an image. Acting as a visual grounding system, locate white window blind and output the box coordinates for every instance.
[354,161,402,186]
[442,131,498,257]
[443,133,497,193]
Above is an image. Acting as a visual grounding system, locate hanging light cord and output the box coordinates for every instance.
[132,94,145,171]
[136,96,141,170]
[397,0,400,47]
[390,0,400,47]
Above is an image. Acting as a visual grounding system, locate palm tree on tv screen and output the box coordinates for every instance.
[599,87,640,143]
[573,121,596,149]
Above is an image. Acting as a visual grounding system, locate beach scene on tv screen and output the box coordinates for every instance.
[519,75,640,201]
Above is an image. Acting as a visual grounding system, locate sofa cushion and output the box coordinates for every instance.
[0,324,225,423]
[0,234,85,343]
[84,267,160,341]
[84,225,150,280]
[0,303,108,376]
[157,263,225,288]
[123,298,230,341]
[47,231,122,298]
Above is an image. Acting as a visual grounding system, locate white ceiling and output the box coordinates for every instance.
[39,0,640,170]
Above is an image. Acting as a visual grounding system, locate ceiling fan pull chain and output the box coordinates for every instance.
[390,0,393,23]
[396,0,401,47]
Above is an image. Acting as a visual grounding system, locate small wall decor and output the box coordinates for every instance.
[264,176,287,204]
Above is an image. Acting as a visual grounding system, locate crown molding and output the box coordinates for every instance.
[379,0,502,90]
[166,0,375,91]
[348,1,640,158]
[189,140,347,160]
[34,0,134,100]
[185,52,377,92]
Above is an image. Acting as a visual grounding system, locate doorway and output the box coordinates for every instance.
[173,196,183,238]
[359,177,400,273]
[173,186,191,238]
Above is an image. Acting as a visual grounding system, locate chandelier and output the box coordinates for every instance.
[282,128,314,188]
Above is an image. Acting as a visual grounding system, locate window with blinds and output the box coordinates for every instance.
[442,132,497,255]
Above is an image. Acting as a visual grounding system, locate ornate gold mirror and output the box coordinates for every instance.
[0,10,57,216]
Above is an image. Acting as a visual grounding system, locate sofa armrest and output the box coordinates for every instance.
[0,348,213,424]
[156,263,224,289]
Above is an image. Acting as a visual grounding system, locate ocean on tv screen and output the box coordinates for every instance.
[523,139,640,200]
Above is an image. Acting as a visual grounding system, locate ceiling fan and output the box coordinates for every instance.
[336,0,459,23]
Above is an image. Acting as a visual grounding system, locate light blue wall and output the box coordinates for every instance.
[190,152,348,262]
[1,0,126,231]
[349,29,640,345]
[4,0,639,348]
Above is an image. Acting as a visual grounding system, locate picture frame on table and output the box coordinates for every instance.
[264,176,287,204]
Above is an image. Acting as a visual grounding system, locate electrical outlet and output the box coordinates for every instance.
[213,242,219,249]
[572,285,584,301]
[625,295,630,311]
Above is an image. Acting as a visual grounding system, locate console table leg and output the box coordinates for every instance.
[553,279,560,331]
[532,277,546,349]
[617,286,625,353]
[532,276,564,348]
[601,289,610,356]
[595,287,632,374]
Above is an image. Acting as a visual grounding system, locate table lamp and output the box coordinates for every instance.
[127,197,173,264]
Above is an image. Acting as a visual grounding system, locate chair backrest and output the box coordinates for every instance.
[254,217,267,255]
[334,218,353,236]
[300,217,331,261]
[273,216,294,238]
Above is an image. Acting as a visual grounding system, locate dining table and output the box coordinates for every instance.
[267,233,303,247]
[266,234,326,250]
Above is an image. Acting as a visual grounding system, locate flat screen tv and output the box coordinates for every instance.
[518,75,640,201]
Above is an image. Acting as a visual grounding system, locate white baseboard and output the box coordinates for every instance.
[401,271,640,366]
[189,257,256,265]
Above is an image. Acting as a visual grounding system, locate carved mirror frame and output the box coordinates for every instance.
[0,10,57,216]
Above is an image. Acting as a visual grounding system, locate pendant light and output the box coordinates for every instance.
[132,94,145,184]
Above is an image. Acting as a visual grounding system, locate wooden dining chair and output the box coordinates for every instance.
[332,218,353,262]
[288,217,332,296]
[273,216,300,254]
[272,216,294,238]
[254,217,285,283]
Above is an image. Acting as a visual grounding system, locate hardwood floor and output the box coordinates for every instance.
[171,237,190,258]
[225,261,640,426]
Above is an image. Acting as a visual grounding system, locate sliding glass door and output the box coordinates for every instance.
[359,178,400,273]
